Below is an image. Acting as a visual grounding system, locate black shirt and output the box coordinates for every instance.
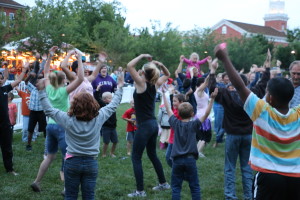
[133,82,156,124]
[0,84,13,127]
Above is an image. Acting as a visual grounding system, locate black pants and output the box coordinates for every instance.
[0,125,13,172]
[254,172,300,200]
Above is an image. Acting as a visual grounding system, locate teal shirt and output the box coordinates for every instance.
[46,85,69,124]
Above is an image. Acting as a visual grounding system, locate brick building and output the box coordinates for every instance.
[211,0,289,46]
[0,0,25,24]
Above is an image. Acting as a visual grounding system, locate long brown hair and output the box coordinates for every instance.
[68,92,100,121]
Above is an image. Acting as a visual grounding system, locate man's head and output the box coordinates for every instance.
[266,77,294,106]
[178,102,194,119]
[102,92,112,103]
[289,61,300,87]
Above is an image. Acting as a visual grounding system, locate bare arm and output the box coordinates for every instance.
[66,50,84,94]
[154,60,170,88]
[127,54,151,89]
[199,88,218,123]
[2,63,8,83]
[87,52,107,82]
[177,56,184,73]
[195,76,209,97]
[61,50,76,82]
[162,88,173,117]
[11,62,29,88]
[214,43,250,103]
[44,46,58,86]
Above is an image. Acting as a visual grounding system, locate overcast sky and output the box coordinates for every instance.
[16,0,299,32]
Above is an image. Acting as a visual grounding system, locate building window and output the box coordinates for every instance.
[1,12,6,26]
[222,26,227,34]
[9,13,14,27]
[281,24,285,31]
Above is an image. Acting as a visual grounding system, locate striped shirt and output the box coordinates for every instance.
[244,92,300,177]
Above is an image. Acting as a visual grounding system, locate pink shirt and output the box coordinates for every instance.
[8,103,17,125]
[184,57,208,78]
[69,77,93,102]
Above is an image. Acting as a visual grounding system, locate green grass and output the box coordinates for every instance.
[0,103,244,200]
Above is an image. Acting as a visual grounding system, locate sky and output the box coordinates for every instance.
[16,0,299,32]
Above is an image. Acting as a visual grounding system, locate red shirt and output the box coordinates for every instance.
[168,108,181,144]
[122,107,137,132]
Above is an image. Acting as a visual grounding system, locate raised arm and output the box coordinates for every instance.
[177,55,184,73]
[10,62,29,88]
[61,50,77,82]
[66,50,84,94]
[199,88,218,123]
[99,75,124,122]
[127,54,152,89]
[87,52,107,82]
[154,60,170,88]
[162,87,173,117]
[195,76,209,97]
[2,61,8,83]
[44,46,58,86]
[214,43,250,103]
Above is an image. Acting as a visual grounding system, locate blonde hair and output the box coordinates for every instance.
[190,52,199,60]
[142,62,160,85]
[48,71,66,88]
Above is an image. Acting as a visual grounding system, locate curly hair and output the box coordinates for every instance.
[68,92,100,121]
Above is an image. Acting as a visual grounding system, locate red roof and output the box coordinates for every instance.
[0,0,25,8]
[228,20,286,38]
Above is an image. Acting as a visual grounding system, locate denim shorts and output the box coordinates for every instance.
[101,127,118,144]
[46,124,67,156]
[126,131,135,142]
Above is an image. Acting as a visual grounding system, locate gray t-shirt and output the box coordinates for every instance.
[39,88,123,157]
[169,115,201,159]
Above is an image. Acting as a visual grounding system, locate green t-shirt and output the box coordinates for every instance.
[46,85,69,124]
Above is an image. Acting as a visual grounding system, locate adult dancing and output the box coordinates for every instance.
[127,54,170,198]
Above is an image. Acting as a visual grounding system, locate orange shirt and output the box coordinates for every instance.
[18,91,31,116]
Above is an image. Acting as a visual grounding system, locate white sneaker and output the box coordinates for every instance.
[152,183,171,191]
[198,152,206,158]
[127,190,146,197]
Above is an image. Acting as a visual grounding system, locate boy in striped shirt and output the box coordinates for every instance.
[215,43,300,200]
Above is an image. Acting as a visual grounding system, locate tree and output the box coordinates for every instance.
[275,45,295,68]
[287,28,300,43]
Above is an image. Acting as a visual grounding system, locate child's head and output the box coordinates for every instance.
[222,72,230,84]
[266,77,294,106]
[142,62,160,85]
[8,92,14,101]
[102,92,112,103]
[130,99,134,108]
[173,94,185,109]
[48,71,66,88]
[178,102,194,119]
[68,92,100,121]
[190,52,199,62]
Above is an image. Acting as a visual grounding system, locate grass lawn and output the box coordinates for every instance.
[0,103,244,200]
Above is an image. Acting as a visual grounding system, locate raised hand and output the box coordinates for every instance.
[49,46,58,56]
[210,58,219,73]
[117,72,124,88]
[98,52,108,63]
[74,49,82,59]
[214,43,228,61]
[180,55,184,62]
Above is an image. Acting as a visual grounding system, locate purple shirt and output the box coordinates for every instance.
[91,74,117,97]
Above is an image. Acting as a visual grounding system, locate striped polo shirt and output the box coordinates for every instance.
[244,92,300,177]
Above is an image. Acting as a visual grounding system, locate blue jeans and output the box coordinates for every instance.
[172,156,200,200]
[213,102,225,143]
[224,134,252,200]
[64,156,98,200]
[22,116,37,142]
[166,143,173,168]
[132,119,166,191]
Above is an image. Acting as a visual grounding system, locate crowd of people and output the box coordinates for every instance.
[0,44,300,200]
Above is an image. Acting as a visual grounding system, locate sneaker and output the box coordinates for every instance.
[127,190,146,197]
[26,145,32,151]
[198,152,206,158]
[152,183,171,191]
[31,182,41,192]
[8,171,19,176]
[111,154,116,158]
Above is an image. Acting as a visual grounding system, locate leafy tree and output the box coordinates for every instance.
[287,28,300,42]
[275,45,295,68]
